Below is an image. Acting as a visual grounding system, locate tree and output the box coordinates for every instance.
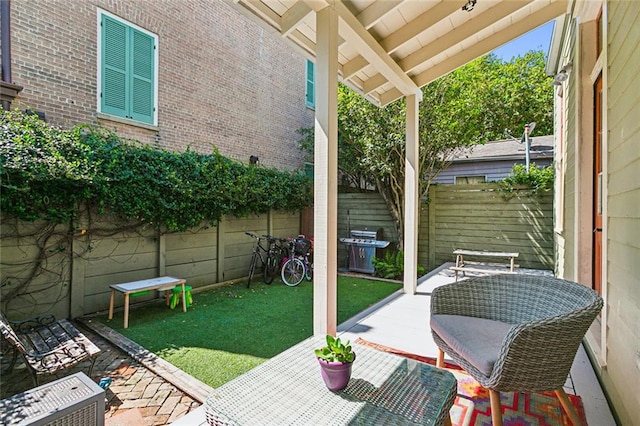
[298,51,554,248]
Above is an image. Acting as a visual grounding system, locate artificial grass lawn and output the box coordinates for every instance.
[98,276,401,388]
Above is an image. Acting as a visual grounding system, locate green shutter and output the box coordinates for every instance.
[101,15,128,118]
[100,13,156,125]
[305,60,315,108]
[130,29,155,124]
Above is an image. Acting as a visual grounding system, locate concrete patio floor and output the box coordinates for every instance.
[174,263,617,425]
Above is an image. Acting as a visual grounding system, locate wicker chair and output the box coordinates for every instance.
[430,274,603,426]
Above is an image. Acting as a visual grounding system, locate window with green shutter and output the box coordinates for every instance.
[305,59,315,109]
[99,12,157,125]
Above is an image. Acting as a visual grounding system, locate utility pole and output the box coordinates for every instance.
[524,123,531,173]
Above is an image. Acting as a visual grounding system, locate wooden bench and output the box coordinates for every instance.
[0,312,101,385]
[108,276,187,328]
[452,249,519,282]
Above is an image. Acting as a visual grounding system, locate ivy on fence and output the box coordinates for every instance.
[0,109,312,312]
[0,109,313,231]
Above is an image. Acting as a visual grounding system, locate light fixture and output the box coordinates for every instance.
[462,0,477,12]
[553,62,573,85]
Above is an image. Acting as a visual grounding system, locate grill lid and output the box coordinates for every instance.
[350,229,378,239]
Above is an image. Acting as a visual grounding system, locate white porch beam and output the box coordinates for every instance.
[343,56,369,79]
[403,94,419,295]
[362,74,387,95]
[340,1,466,84]
[379,87,404,107]
[399,0,535,73]
[356,0,403,29]
[413,0,568,88]
[313,5,339,337]
[280,2,312,37]
[339,0,403,77]
[334,1,422,100]
[242,0,281,29]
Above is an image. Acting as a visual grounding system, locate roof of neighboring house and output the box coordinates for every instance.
[451,135,554,163]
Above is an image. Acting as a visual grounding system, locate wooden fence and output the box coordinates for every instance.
[0,210,300,320]
[425,185,554,270]
[1,184,552,320]
[336,184,554,271]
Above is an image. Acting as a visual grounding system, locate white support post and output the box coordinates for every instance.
[403,94,419,294]
[313,4,339,336]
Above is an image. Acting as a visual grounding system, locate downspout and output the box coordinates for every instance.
[1,0,11,84]
[1,0,23,110]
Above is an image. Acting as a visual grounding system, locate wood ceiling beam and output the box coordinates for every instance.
[280,2,313,37]
[343,56,369,79]
[334,0,422,99]
[242,0,282,29]
[379,87,404,107]
[362,74,387,95]
[399,0,535,73]
[380,0,467,54]
[343,0,466,93]
[380,0,568,106]
[338,0,402,75]
[413,0,568,88]
[355,0,403,29]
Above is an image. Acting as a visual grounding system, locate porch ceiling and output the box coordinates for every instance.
[234,0,568,106]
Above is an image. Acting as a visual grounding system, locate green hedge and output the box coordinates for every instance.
[0,110,312,231]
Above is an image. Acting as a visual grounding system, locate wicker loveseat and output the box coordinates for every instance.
[430,274,603,426]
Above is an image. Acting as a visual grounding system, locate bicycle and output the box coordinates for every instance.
[281,236,313,286]
[299,236,313,281]
[264,236,287,283]
[245,232,282,287]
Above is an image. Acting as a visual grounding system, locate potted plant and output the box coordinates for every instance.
[314,335,356,391]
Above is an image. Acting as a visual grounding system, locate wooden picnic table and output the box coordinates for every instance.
[108,276,186,328]
[451,249,519,282]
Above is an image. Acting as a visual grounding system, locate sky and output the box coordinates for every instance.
[491,21,555,61]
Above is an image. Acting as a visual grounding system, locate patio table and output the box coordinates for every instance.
[204,336,457,425]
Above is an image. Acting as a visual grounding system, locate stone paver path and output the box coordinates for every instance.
[0,322,201,425]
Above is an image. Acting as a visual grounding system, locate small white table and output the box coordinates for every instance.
[108,276,186,328]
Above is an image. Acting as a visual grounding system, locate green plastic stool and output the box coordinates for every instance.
[170,285,193,309]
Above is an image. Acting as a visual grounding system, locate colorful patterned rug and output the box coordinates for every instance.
[355,338,587,426]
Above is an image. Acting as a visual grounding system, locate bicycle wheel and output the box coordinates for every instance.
[281,258,305,287]
[247,252,258,288]
[305,260,313,281]
[263,254,279,284]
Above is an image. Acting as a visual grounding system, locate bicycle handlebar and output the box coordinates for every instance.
[245,232,287,244]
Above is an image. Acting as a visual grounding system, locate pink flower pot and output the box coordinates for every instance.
[317,358,353,391]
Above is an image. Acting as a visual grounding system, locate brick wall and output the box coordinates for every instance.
[7,0,313,169]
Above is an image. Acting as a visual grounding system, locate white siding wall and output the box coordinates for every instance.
[433,159,552,185]
[602,1,640,423]
[557,18,578,282]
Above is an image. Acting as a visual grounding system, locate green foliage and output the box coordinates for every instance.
[498,163,555,199]
[0,109,313,231]
[315,334,356,363]
[372,250,426,280]
[298,51,553,248]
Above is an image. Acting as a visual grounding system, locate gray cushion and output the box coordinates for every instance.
[430,314,513,377]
